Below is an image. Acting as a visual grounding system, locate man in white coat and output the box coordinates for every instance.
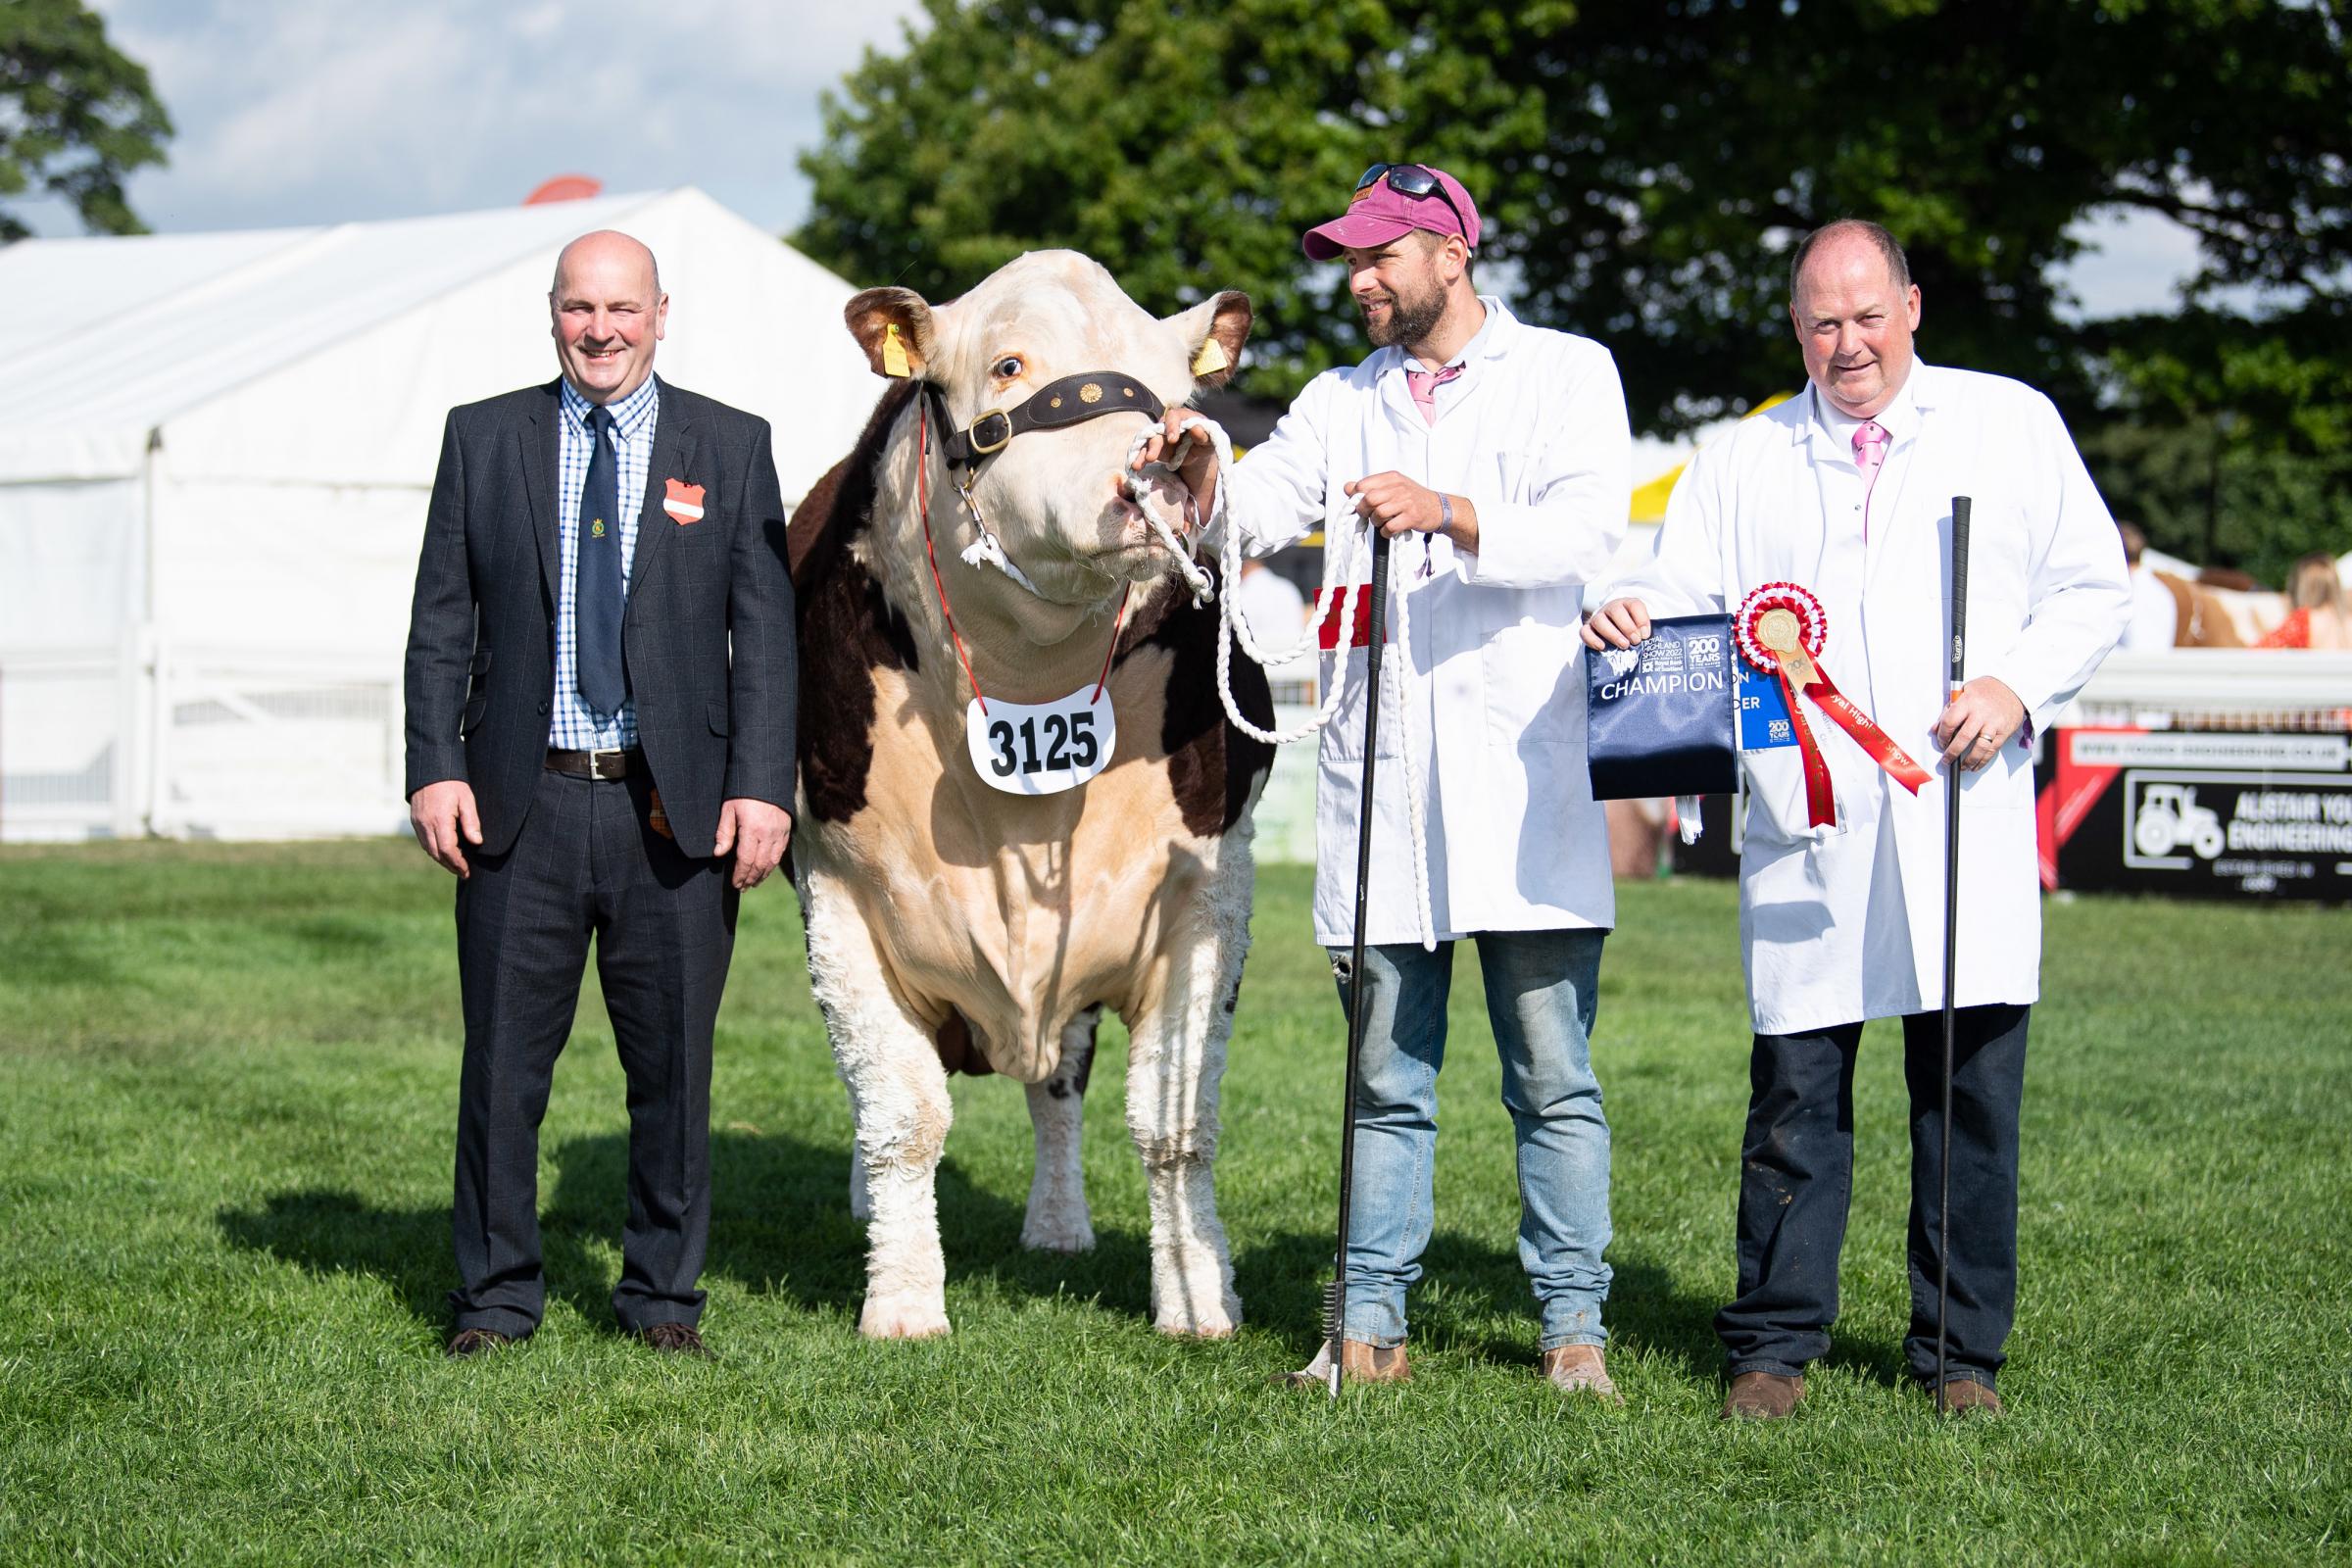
[1143,164,1633,1397]
[1587,220,2129,1419]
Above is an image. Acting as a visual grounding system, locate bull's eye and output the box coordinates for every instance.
[992,356,1023,380]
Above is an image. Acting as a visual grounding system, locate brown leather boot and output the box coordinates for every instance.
[445,1327,514,1359]
[1935,1378,2003,1417]
[1721,1370,1805,1420]
[1280,1339,1410,1388]
[636,1322,711,1358]
[1540,1344,1621,1404]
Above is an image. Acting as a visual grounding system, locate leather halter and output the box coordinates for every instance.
[925,372,1167,472]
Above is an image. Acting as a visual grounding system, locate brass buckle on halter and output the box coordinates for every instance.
[966,409,1013,456]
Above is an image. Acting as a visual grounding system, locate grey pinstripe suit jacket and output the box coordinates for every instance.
[402,375,798,858]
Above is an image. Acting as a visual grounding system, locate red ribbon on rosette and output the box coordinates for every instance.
[1735,582,1933,827]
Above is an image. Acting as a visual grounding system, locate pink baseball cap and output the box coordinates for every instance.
[1302,164,1482,261]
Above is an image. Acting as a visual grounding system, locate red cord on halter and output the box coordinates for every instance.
[918,397,1133,713]
[1092,584,1131,703]
[919,398,991,713]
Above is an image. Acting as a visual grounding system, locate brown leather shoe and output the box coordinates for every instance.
[1280,1339,1409,1388]
[1721,1370,1805,1420]
[1540,1344,1621,1404]
[445,1327,514,1359]
[1935,1378,2003,1417]
[637,1322,711,1357]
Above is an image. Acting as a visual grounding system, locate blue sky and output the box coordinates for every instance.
[30,0,2203,320]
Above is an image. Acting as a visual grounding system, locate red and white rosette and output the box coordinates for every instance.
[1736,581,1931,828]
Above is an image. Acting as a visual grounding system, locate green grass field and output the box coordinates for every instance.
[1,840,2346,1564]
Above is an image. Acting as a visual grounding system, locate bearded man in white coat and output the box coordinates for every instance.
[1587,220,2129,1419]
[1143,164,1633,1398]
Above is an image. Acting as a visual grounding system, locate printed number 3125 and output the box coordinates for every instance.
[988,710,1099,776]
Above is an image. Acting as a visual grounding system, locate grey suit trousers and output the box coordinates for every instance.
[448,765,737,1338]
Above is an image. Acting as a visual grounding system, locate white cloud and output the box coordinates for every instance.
[61,0,929,236]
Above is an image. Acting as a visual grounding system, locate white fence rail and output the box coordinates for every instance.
[2057,650,2352,732]
[1,639,407,842]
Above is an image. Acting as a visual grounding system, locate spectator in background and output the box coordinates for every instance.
[2255,552,2352,649]
[2117,521,2181,651]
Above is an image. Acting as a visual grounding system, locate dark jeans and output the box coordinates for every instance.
[448,766,737,1339]
[1714,1004,2029,1390]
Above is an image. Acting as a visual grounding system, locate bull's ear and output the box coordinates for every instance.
[1166,290,1252,389]
[845,287,937,380]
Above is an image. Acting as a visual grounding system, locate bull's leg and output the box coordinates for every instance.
[802,872,956,1339]
[1021,1008,1100,1253]
[846,1140,870,1223]
[1124,863,1250,1338]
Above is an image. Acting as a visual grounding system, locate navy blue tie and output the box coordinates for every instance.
[575,405,626,716]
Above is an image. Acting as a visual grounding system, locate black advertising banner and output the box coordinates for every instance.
[2044,726,2352,901]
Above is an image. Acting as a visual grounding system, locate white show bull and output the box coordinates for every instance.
[785,251,1273,1339]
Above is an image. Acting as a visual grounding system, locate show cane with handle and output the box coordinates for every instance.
[1327,526,1394,1398]
[1937,495,1972,1415]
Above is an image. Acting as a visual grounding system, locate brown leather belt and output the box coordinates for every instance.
[545,747,640,781]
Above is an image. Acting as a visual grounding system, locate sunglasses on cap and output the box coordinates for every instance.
[1354,163,1473,247]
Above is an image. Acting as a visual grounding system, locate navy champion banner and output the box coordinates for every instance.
[1586,613,1740,801]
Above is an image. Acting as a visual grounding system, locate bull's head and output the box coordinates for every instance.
[845,251,1251,606]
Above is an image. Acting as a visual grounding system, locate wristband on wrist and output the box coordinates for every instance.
[1439,493,1453,534]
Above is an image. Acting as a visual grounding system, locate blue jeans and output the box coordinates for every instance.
[1331,929,1612,1351]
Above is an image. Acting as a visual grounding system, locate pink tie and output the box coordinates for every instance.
[1405,363,1462,425]
[1853,418,1888,487]
[1853,418,1888,536]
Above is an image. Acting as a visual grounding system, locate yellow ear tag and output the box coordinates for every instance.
[881,322,911,378]
[1191,337,1231,377]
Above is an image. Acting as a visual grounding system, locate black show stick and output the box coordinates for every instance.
[1937,495,1972,1416]
[1327,527,1395,1399]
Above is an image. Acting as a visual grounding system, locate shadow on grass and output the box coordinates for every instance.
[219,1136,1734,1377]
[1234,1230,1724,1377]
[216,1127,1160,1335]
[217,1189,452,1324]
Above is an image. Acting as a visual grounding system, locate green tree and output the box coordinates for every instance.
[0,0,172,240]
[799,0,2349,436]
[2080,302,2352,581]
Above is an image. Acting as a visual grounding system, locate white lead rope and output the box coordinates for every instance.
[1125,415,1438,950]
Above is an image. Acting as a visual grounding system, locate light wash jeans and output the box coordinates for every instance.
[1331,929,1612,1352]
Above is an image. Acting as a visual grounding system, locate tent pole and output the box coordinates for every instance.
[137,427,163,838]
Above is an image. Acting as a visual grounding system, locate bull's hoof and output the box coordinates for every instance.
[859,1292,952,1340]
[1019,1215,1096,1253]
[1153,1300,1241,1340]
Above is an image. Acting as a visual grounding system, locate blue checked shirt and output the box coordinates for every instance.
[550,375,660,749]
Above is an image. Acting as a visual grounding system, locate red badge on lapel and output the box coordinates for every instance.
[663,478,706,525]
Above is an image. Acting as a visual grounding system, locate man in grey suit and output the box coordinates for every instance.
[403,230,797,1358]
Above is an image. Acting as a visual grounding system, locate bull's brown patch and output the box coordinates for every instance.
[932,1010,993,1076]
[1114,565,1277,838]
[791,383,924,828]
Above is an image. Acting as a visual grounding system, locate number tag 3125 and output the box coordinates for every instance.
[963,688,1115,796]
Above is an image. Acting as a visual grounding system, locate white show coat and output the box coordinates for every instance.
[1618,365,2128,1034]
[1222,300,1632,947]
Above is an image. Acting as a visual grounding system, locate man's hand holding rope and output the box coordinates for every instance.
[1345,471,1478,552]
[1134,413,1222,514]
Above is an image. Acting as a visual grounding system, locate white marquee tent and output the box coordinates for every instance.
[0,187,880,841]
